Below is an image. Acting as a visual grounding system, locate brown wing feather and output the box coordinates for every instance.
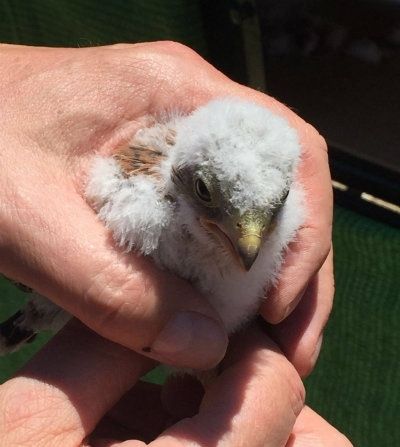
[114,129,176,178]
[114,144,163,177]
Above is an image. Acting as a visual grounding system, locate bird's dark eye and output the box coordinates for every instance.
[194,178,212,203]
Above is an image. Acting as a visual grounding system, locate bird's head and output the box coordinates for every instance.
[167,98,301,271]
[170,164,290,271]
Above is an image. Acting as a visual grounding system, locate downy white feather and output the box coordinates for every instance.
[86,98,305,333]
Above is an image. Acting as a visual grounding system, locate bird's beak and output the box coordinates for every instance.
[236,233,263,271]
[200,211,271,271]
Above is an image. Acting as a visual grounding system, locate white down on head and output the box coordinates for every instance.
[86,98,305,333]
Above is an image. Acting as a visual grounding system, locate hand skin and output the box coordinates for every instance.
[0,320,352,447]
[0,42,338,445]
[0,42,333,374]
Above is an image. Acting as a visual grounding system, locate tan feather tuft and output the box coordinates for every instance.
[165,129,176,146]
[114,128,176,178]
[113,144,162,178]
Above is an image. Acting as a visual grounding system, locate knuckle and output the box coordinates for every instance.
[151,40,202,60]
[302,121,328,153]
[307,226,331,264]
[257,351,305,418]
[317,131,328,152]
[126,40,204,71]
[104,40,211,109]
[140,40,210,85]
[270,351,306,414]
[292,226,331,275]
[281,361,306,417]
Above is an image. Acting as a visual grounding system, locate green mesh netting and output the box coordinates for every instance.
[0,0,207,53]
[305,206,400,446]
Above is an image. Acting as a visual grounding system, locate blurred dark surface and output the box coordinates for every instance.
[257,0,400,176]
[252,0,400,232]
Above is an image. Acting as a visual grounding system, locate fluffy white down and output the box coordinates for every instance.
[171,98,300,210]
[86,98,305,333]
[86,157,173,254]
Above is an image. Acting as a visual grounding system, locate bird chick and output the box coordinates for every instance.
[87,97,305,333]
[0,98,304,354]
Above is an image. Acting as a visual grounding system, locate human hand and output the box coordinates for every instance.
[0,42,332,373]
[0,320,352,447]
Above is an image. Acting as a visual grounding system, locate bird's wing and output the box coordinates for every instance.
[114,144,165,178]
[113,128,176,178]
[87,126,176,255]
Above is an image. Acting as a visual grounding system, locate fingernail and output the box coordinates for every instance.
[281,283,309,322]
[270,297,300,324]
[265,283,309,324]
[311,334,323,366]
[151,311,228,369]
[281,301,297,322]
